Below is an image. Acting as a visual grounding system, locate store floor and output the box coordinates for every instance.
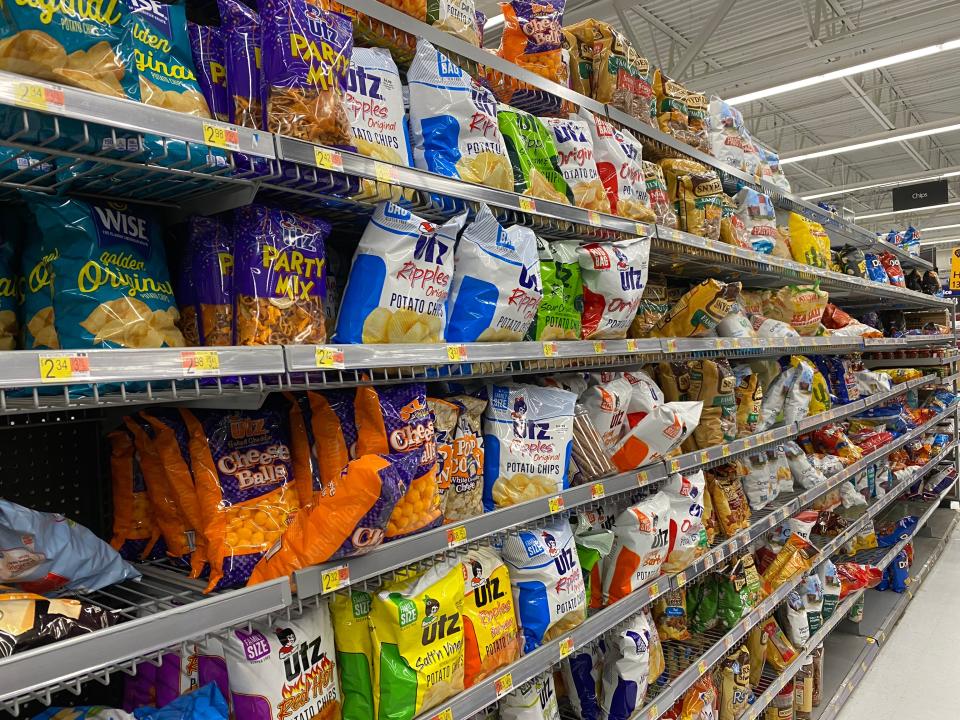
[842,519,960,718]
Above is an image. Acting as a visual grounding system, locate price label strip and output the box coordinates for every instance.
[181,350,221,376]
[38,352,91,383]
[321,564,350,594]
[202,121,240,150]
[374,161,399,184]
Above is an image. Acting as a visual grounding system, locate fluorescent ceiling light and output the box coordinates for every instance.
[918,237,960,246]
[855,200,960,220]
[484,13,504,29]
[923,223,960,232]
[727,38,960,105]
[802,171,960,200]
[782,123,960,164]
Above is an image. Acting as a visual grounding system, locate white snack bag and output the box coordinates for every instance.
[447,205,542,342]
[428,0,480,46]
[622,368,664,418]
[541,116,611,213]
[223,598,340,720]
[576,238,651,339]
[783,441,826,490]
[482,383,576,510]
[609,401,702,472]
[501,520,587,652]
[661,470,706,574]
[717,310,758,338]
[408,40,512,212]
[602,492,670,604]
[600,613,652,720]
[733,187,779,248]
[500,673,560,720]
[771,445,794,493]
[708,97,745,169]
[757,366,798,431]
[856,369,892,396]
[581,110,654,222]
[579,377,633,449]
[740,452,774,510]
[560,643,604,720]
[781,591,810,647]
[334,202,466,344]
[750,314,800,338]
[783,359,815,425]
[345,48,412,202]
[539,372,590,396]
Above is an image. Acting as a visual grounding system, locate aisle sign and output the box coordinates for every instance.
[950,248,960,291]
[892,179,947,211]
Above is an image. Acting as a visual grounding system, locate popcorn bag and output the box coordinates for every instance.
[335,203,466,344]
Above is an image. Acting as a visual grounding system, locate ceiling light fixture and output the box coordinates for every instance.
[922,223,960,232]
[802,171,960,201]
[726,38,960,105]
[855,200,960,221]
[917,237,960,246]
[781,123,960,164]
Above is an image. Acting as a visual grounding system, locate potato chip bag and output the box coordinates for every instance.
[761,534,815,596]
[108,428,160,561]
[653,69,690,138]
[461,548,521,686]
[720,200,751,250]
[0,234,17,350]
[334,203,466,344]
[707,464,751,537]
[651,279,740,338]
[332,590,375,720]
[643,161,679,229]
[600,613,653,720]
[661,470,706,574]
[22,195,184,350]
[181,404,300,591]
[428,0,479,44]
[762,285,829,337]
[653,587,690,641]
[370,560,465,720]
[582,112,654,222]
[501,674,560,720]
[733,188,779,254]
[733,365,762,438]
[223,598,340,720]
[577,238,651,339]
[542,117,611,213]
[561,642,603,720]
[676,169,724,241]
[718,646,750,720]
[482,383,575,510]
[572,513,614,610]
[345,48,414,202]
[408,40,512,211]
[531,238,583,340]
[602,492,670,604]
[497,0,566,84]
[499,107,573,205]
[609,401,702,472]
[788,213,831,269]
[448,206,543,342]
[502,520,586,651]
[708,97,745,169]
[217,0,262,128]
[187,23,229,122]
[439,396,486,523]
[233,204,329,345]
[580,21,654,124]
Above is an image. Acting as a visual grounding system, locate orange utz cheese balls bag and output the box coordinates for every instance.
[462,547,522,686]
[108,428,161,561]
[182,402,300,591]
[497,0,567,84]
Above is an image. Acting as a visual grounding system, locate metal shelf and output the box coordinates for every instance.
[0,566,292,714]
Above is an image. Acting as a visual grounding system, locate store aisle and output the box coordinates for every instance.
[841,520,960,719]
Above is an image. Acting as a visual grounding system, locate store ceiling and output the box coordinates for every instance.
[479,0,960,240]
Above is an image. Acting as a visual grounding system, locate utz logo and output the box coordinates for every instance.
[276,627,297,657]
[345,64,383,99]
[470,86,498,118]
[551,122,587,145]
[278,215,320,251]
[414,227,449,265]
[399,395,427,422]
[230,416,266,440]
[303,3,341,44]
[467,558,485,587]
[511,395,527,420]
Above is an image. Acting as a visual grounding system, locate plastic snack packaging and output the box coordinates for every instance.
[660,471,706,573]
[580,377,633,450]
[332,590,374,720]
[746,624,768,689]
[718,646,750,720]
[783,358,815,425]
[582,112,655,222]
[763,618,797,672]
[500,673,560,720]
[608,401,702,471]
[572,513,614,609]
[686,359,739,449]
[531,238,583,340]
[864,253,889,283]
[788,213,831,268]
[688,575,720,634]
[542,117,612,212]
[740,127,762,177]
[462,548,521,686]
[651,279,741,338]
[223,598,340,720]
[571,405,617,484]
[109,429,161,562]
[643,161,679,228]
[733,188,779,255]
[334,203,466,344]
[602,492,670,604]
[438,396,486,523]
[740,453,774,510]
[686,91,710,152]
[233,205,329,345]
[780,591,810,647]
[679,672,719,720]
[1,499,140,595]
[660,159,724,241]
[499,107,574,204]
[428,0,480,45]
[575,21,654,124]
[708,98,745,166]
[0,234,16,349]
[653,69,689,138]
[482,383,575,510]
[448,206,543,342]
[762,284,829,337]
[707,464,752,536]
[733,364,762,437]
[560,642,603,720]
[879,252,906,287]
[839,246,866,278]
[22,196,184,349]
[720,200,752,250]
[188,23,229,122]
[576,238,650,339]
[761,534,815,596]
[805,572,824,635]
[0,585,117,658]
[187,215,234,347]
[502,520,587,652]
[600,613,653,720]
[408,40,512,210]
[497,0,566,83]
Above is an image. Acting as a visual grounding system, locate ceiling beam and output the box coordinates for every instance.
[668,0,738,77]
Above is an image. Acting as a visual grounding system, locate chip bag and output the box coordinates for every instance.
[577,20,654,123]
[499,107,573,204]
[108,428,160,561]
[650,279,740,338]
[542,117,611,212]
[188,215,234,347]
[762,284,829,337]
[496,0,566,84]
[600,613,653,720]
[879,252,906,287]
[653,69,689,139]
[531,238,583,340]
[334,203,466,344]
[482,383,575,510]
[733,364,762,437]
[188,23,230,122]
[439,396,486,523]
[653,587,690,641]
[502,520,586,652]
[576,238,650,339]
[408,40,512,210]
[23,195,184,350]
[448,206,543,342]
[643,161,679,229]
[662,471,707,573]
[583,111,654,222]
[428,0,480,44]
[761,534,815,596]
[609,401,702,472]
[332,590,374,720]
[501,674,560,720]
[602,492,670,604]
[560,642,603,720]
[788,213,831,269]
[708,97,745,169]
[461,548,521,686]
[707,464,751,537]
[217,0,265,149]
[733,188,779,255]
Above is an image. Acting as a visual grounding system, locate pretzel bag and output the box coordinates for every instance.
[233,205,329,345]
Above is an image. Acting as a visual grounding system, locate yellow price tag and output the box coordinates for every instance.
[321,564,349,594]
[665,339,678,352]
[494,673,514,698]
[700,450,709,463]
[587,210,601,226]
[543,341,559,357]
[730,338,741,348]
[431,709,453,720]
[38,353,90,383]
[202,121,240,150]
[721,445,731,457]
[743,436,753,449]
[647,705,659,720]
[676,571,687,588]
[314,346,345,369]
[635,222,646,236]
[374,161,398,183]
[559,636,575,659]
[697,660,707,675]
[626,339,638,352]
[446,525,467,548]
[548,495,565,513]
[593,340,606,354]
[446,344,468,362]
[181,350,220,376]
[314,147,344,171]
[591,482,605,500]
[669,459,680,473]
[649,581,660,596]
[866,637,876,644]
[637,470,648,484]
[14,82,64,112]
[518,196,537,212]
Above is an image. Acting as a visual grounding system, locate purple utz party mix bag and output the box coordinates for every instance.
[188,23,230,122]
[189,216,234,346]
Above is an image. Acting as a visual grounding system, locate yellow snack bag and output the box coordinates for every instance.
[762,285,829,337]
[790,355,831,415]
[370,560,466,720]
[333,590,376,720]
[462,548,521,687]
[651,279,741,338]
[660,158,724,240]
[788,213,831,268]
